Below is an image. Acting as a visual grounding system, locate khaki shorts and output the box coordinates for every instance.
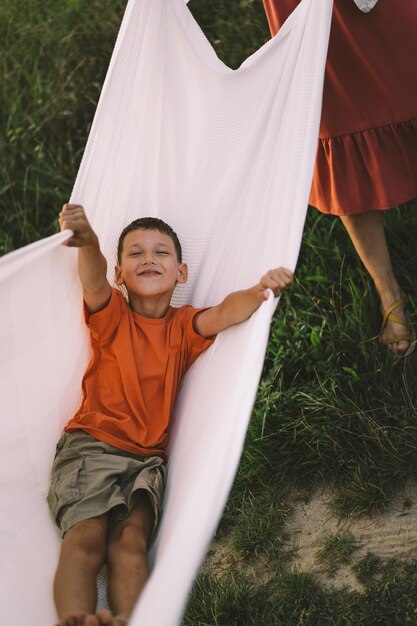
[47,430,167,538]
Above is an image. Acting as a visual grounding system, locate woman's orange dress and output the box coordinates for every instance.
[263,0,417,215]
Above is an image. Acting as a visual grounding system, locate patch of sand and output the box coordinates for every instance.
[284,481,417,590]
[205,481,417,592]
[205,541,274,587]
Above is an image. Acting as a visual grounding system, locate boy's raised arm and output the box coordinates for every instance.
[194,267,293,338]
[59,204,111,313]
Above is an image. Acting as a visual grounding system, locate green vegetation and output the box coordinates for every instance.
[184,562,417,625]
[0,0,127,252]
[316,531,358,576]
[2,1,417,624]
[352,552,383,586]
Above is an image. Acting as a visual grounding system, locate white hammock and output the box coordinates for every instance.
[0,1,332,624]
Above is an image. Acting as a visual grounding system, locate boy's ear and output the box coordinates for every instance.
[115,265,124,286]
[176,263,188,284]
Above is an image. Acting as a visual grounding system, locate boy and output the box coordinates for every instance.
[49,203,293,626]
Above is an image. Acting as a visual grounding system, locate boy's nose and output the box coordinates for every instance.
[143,253,156,264]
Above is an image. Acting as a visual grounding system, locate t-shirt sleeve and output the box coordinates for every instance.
[84,287,124,344]
[182,306,216,369]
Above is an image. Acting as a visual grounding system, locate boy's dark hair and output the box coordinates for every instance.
[117,217,182,263]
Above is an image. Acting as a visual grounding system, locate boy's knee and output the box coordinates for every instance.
[108,521,148,560]
[63,517,107,562]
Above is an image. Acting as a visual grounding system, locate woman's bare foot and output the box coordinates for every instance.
[378,288,415,355]
[339,211,415,355]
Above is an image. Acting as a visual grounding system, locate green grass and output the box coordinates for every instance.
[2,1,417,624]
[184,562,417,625]
[316,531,358,576]
[0,0,127,252]
[352,552,383,586]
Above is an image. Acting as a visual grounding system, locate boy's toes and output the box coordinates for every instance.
[56,613,87,626]
[84,615,100,626]
[95,609,114,624]
[94,609,127,625]
[57,607,124,626]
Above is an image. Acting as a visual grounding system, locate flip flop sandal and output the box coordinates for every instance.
[379,297,416,357]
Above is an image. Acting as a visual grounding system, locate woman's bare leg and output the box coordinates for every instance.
[340,210,412,353]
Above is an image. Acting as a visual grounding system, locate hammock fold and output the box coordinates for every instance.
[0,1,332,624]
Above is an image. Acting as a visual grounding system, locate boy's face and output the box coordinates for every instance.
[115,228,187,299]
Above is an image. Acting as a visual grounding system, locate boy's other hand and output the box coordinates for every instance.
[257,267,293,299]
[59,204,98,247]
[194,266,294,337]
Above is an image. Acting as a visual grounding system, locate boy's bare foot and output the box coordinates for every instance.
[55,612,87,626]
[94,609,127,626]
[86,608,113,625]
[55,609,115,626]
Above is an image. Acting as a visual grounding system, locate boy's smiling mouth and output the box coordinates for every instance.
[138,270,162,277]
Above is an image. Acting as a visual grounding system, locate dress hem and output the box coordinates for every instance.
[311,119,417,215]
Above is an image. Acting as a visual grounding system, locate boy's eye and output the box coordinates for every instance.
[157,250,169,255]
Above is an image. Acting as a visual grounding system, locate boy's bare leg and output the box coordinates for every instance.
[54,514,108,626]
[340,210,412,354]
[106,491,155,624]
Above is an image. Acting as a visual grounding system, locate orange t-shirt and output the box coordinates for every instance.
[65,288,215,461]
